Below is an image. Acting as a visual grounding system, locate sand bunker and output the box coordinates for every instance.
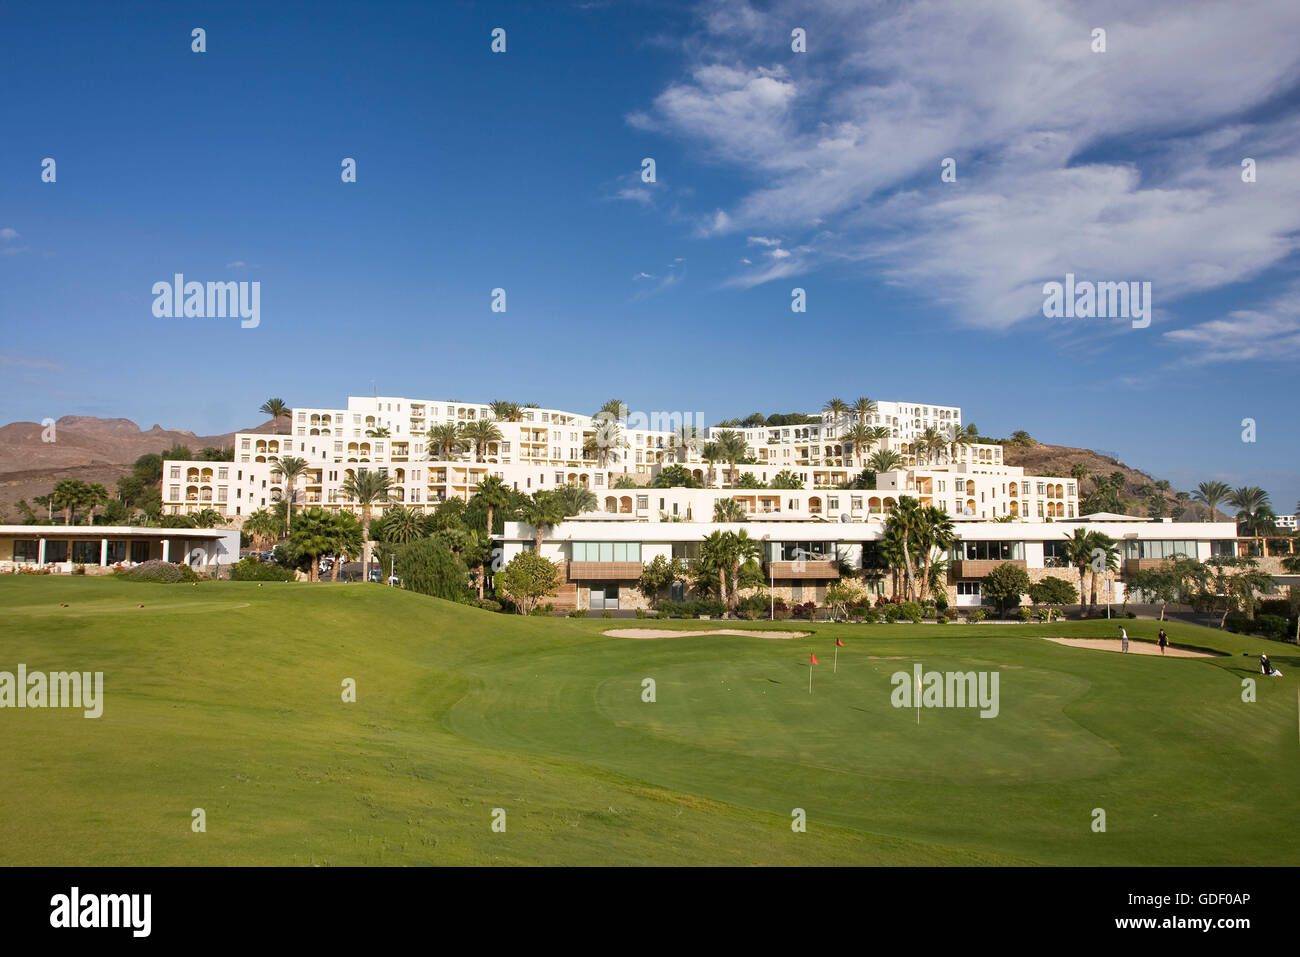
[1041,637,1215,658]
[603,628,810,640]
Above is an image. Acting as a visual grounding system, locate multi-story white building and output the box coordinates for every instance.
[1272,514,1297,530]
[158,394,1071,523]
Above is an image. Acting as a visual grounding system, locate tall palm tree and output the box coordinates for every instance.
[885,495,925,601]
[379,505,423,545]
[1063,528,1095,617]
[271,456,310,532]
[1229,486,1274,553]
[701,441,721,488]
[426,423,465,461]
[461,419,504,462]
[851,397,877,423]
[339,469,392,577]
[671,424,699,463]
[712,430,748,486]
[242,509,281,550]
[713,498,747,523]
[190,508,225,529]
[520,490,566,552]
[327,511,363,582]
[1087,532,1119,615]
[1192,480,1231,522]
[912,506,955,603]
[917,426,946,466]
[822,398,849,430]
[291,507,336,581]
[843,423,874,469]
[259,398,289,434]
[83,483,109,524]
[364,426,391,438]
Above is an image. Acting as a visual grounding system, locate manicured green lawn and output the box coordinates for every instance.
[1,576,1295,865]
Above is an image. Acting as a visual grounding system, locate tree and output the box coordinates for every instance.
[885,496,926,601]
[259,398,290,434]
[1228,486,1274,550]
[520,490,565,551]
[1198,557,1277,628]
[470,476,513,597]
[770,469,804,490]
[271,456,310,532]
[982,562,1032,617]
[426,423,465,461]
[1192,480,1231,522]
[639,555,688,602]
[698,529,762,612]
[83,483,109,524]
[712,430,748,486]
[399,535,471,601]
[51,479,90,525]
[733,472,765,489]
[461,419,504,462]
[364,426,391,438]
[290,507,337,580]
[1008,430,1035,447]
[822,398,848,427]
[190,508,225,529]
[1070,463,1089,483]
[713,498,747,522]
[912,506,955,603]
[242,509,280,550]
[843,423,875,469]
[552,484,598,518]
[326,511,364,581]
[497,551,562,614]
[1087,532,1119,615]
[1027,577,1078,621]
[378,504,424,545]
[866,449,903,473]
[824,581,861,619]
[489,400,522,422]
[852,397,877,423]
[650,464,699,488]
[340,469,392,576]
[1062,527,1095,617]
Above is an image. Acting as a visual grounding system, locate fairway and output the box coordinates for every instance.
[1,577,1296,866]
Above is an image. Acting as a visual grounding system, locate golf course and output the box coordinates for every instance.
[1,576,1296,866]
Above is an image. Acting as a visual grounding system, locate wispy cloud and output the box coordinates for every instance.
[1164,283,1300,365]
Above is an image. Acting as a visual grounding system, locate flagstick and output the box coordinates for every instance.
[834,646,838,673]
[809,664,813,695]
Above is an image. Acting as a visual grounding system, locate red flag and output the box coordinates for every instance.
[835,638,845,647]
[810,653,819,665]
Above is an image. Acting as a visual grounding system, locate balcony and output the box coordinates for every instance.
[768,560,840,580]
[566,561,643,581]
[950,559,1026,578]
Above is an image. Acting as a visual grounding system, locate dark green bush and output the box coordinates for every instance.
[898,601,924,623]
[230,557,295,582]
[115,560,201,583]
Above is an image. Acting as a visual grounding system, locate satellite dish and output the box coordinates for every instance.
[840,513,850,523]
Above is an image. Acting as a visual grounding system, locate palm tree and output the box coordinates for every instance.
[426,423,465,461]
[1070,463,1089,484]
[271,456,310,532]
[912,506,955,603]
[83,483,109,524]
[1192,480,1231,521]
[713,498,747,523]
[379,505,423,545]
[52,479,86,525]
[190,508,225,529]
[712,430,748,486]
[822,398,849,430]
[461,419,504,462]
[339,469,392,577]
[867,449,904,473]
[885,495,925,601]
[843,423,874,469]
[290,507,336,581]
[242,509,280,550]
[364,426,391,438]
[851,397,877,423]
[473,475,513,540]
[670,424,699,463]
[489,400,523,421]
[259,398,290,434]
[917,426,946,466]
[1087,532,1119,615]
[701,441,721,487]
[1063,528,1095,617]
[327,511,363,582]
[553,483,598,518]
[520,490,566,552]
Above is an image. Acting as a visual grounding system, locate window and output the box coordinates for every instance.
[956,581,981,595]
[44,541,69,563]
[636,495,648,509]
[217,487,228,502]
[1037,482,1046,495]
[1021,481,1029,495]
[131,541,151,563]
[218,467,228,480]
[951,541,1023,561]
[572,542,642,563]
[169,466,180,479]
[241,438,250,450]
[12,540,39,563]
[169,486,180,500]
[106,541,126,563]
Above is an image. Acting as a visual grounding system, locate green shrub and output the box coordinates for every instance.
[655,600,683,617]
[882,603,902,623]
[898,601,924,623]
[654,610,669,620]
[115,560,201,583]
[230,557,295,582]
[1016,606,1032,622]
[477,598,502,612]
[737,594,770,620]
[568,608,588,618]
[689,598,727,618]
[863,610,880,624]
[1254,614,1288,640]
[968,608,987,623]
[601,610,613,619]
[938,615,949,624]
[527,602,555,617]
[1224,612,1250,633]
[634,607,648,619]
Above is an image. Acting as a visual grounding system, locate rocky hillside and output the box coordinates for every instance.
[1002,442,1200,518]
[0,415,275,518]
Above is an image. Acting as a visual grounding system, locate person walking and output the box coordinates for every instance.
[1157,629,1168,656]
[1119,625,1129,653]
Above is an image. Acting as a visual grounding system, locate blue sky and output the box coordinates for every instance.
[2,0,1298,509]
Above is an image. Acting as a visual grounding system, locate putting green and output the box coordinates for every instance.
[1,577,1296,866]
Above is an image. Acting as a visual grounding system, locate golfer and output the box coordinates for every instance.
[1119,626,1129,653]
[1157,629,1168,655]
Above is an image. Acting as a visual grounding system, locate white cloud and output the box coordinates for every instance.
[0,228,19,241]
[633,0,1300,328]
[225,260,248,269]
[1163,284,1300,365]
